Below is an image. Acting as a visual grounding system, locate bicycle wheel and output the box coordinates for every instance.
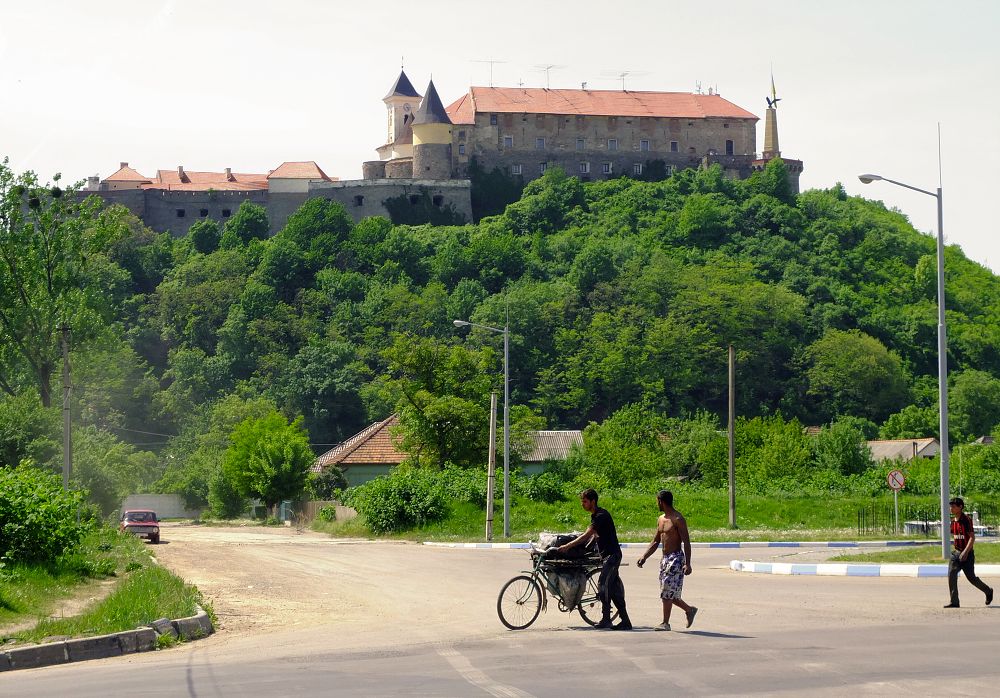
[497,575,543,630]
[578,568,620,626]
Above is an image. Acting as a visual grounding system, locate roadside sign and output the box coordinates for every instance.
[887,469,905,491]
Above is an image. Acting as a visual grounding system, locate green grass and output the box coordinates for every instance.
[831,541,1000,564]
[0,527,205,644]
[313,490,953,543]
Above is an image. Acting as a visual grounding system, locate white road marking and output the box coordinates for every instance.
[437,648,536,698]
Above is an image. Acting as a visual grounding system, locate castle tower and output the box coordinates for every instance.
[752,74,803,193]
[411,80,453,180]
[379,69,421,161]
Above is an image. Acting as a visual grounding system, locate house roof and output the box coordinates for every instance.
[140,169,269,191]
[311,415,405,472]
[412,80,451,126]
[519,430,583,462]
[384,70,421,100]
[267,161,334,181]
[445,87,759,125]
[106,164,151,182]
[867,438,939,462]
[973,436,995,445]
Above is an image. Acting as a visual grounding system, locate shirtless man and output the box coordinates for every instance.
[637,490,697,631]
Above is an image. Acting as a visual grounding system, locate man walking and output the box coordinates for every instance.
[944,496,993,608]
[558,488,631,630]
[637,490,698,631]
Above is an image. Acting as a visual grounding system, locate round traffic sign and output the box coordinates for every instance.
[887,469,905,491]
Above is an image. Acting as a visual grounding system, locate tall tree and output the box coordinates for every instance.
[0,159,128,406]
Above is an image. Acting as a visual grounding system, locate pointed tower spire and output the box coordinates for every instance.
[384,69,421,101]
[762,72,781,158]
[412,80,451,125]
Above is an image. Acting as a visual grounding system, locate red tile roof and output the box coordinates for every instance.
[267,161,335,181]
[106,165,151,182]
[311,415,406,472]
[446,87,758,125]
[139,169,269,191]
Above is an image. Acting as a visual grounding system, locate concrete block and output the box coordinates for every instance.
[65,635,123,662]
[148,617,177,639]
[171,606,214,641]
[0,652,11,672]
[8,642,68,670]
[115,628,157,653]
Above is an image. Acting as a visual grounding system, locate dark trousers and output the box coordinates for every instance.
[949,550,992,605]
[598,551,628,621]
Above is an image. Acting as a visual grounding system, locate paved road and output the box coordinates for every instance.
[4,526,998,696]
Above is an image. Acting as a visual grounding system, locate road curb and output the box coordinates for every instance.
[422,540,938,549]
[0,605,213,673]
[730,560,1000,577]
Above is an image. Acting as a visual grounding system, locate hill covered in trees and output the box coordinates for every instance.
[3,157,1000,513]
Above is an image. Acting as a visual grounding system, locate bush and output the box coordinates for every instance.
[308,466,348,500]
[345,466,447,534]
[316,505,337,523]
[518,471,566,503]
[0,464,90,564]
[440,465,488,507]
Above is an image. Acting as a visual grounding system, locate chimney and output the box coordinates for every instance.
[87,175,100,191]
[225,167,233,181]
[120,161,128,169]
[177,165,186,182]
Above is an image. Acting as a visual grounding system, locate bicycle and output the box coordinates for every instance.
[496,546,620,630]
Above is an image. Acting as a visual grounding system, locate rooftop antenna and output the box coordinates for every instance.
[533,64,565,89]
[472,59,506,87]
[581,81,587,90]
[695,80,703,94]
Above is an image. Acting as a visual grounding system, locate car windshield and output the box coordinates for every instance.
[125,512,153,522]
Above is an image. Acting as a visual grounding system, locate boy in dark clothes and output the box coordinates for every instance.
[944,497,993,608]
[558,489,631,630]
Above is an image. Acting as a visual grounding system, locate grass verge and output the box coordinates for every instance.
[1,526,205,644]
[831,541,1000,564]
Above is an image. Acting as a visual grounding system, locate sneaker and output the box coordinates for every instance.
[685,606,698,628]
[654,622,671,631]
[594,619,614,629]
[610,621,633,631]
[987,588,994,606]
[943,603,960,608]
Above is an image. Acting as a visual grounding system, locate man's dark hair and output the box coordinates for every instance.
[657,490,673,507]
[950,497,965,508]
[580,488,598,503]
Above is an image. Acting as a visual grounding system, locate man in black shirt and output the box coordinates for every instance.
[945,496,993,608]
[558,488,631,630]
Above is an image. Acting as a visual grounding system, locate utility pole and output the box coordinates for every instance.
[486,391,498,541]
[728,344,736,528]
[61,324,72,491]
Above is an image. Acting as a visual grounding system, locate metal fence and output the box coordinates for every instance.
[857,501,998,536]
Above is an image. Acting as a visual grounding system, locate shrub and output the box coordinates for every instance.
[518,471,566,503]
[0,464,90,564]
[440,465,488,507]
[316,505,337,523]
[346,466,447,534]
[308,466,348,500]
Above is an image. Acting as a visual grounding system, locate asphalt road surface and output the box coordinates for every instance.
[4,524,998,697]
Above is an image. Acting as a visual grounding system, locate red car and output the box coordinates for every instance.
[119,509,160,544]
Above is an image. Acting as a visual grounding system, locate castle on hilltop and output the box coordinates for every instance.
[84,69,801,236]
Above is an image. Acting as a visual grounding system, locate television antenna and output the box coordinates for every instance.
[602,69,649,91]
[472,58,507,87]
[533,64,565,89]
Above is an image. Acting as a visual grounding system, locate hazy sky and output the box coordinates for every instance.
[2,1,998,272]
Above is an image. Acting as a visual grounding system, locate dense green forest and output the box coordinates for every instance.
[3,156,1000,518]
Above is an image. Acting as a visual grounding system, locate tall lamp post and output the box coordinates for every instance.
[453,318,511,538]
[859,173,949,559]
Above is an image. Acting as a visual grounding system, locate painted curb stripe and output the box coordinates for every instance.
[730,561,1000,577]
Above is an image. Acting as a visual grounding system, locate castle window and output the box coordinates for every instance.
[576,138,585,150]
[535,137,545,150]
[176,209,185,218]
[602,162,613,174]
[725,139,734,156]
[222,209,231,217]
[579,162,590,174]
[633,163,643,175]
[490,114,498,125]
[409,194,420,205]
[199,208,209,217]
[539,162,547,174]
[670,141,679,152]
[354,195,364,207]
[503,135,513,149]
[458,130,466,139]
[458,144,466,155]
[639,139,650,152]
[723,123,729,129]
[510,164,522,176]
[607,138,618,151]
[432,195,444,207]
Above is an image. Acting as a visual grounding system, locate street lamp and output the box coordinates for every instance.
[453,317,511,538]
[859,172,949,559]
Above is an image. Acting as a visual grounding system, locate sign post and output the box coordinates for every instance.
[887,469,906,534]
